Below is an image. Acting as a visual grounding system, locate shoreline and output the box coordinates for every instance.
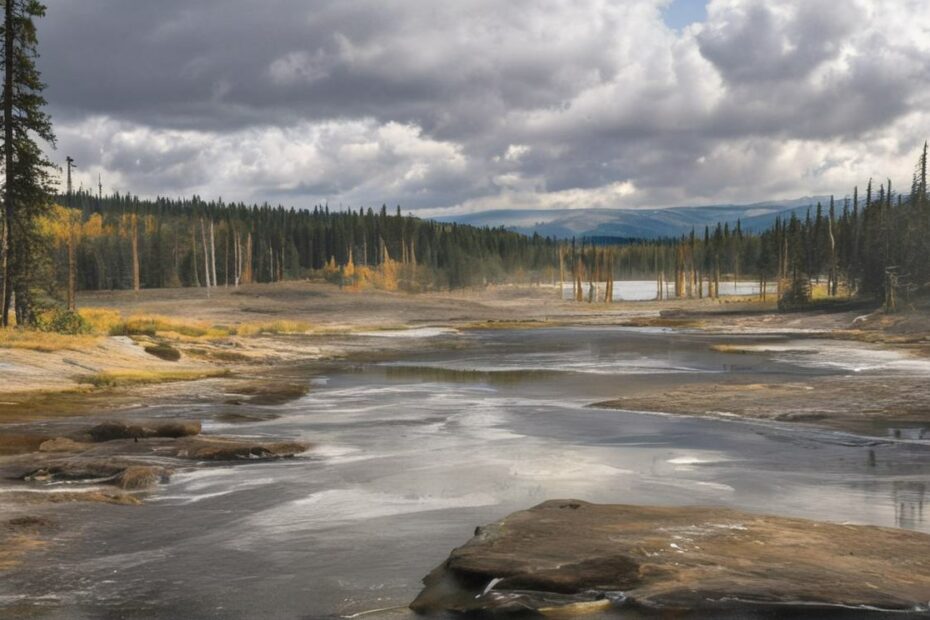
[1,280,925,434]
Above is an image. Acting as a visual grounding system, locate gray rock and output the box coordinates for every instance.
[411,500,930,616]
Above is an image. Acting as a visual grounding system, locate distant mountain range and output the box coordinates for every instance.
[433,197,830,239]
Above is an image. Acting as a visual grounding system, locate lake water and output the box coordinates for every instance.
[561,280,761,301]
[3,327,929,619]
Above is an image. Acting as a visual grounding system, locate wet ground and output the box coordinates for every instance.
[2,327,929,619]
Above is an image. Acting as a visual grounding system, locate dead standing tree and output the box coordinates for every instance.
[65,156,76,309]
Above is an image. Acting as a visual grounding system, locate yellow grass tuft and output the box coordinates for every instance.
[0,328,101,352]
[78,307,124,335]
[76,368,231,388]
[117,314,231,338]
[234,320,311,336]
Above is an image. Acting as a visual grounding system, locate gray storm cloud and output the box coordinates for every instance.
[39,0,930,211]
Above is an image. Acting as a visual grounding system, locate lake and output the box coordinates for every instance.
[561,280,761,301]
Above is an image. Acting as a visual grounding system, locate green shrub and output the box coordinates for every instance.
[38,309,92,335]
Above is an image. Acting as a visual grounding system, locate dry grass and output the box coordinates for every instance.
[79,308,310,339]
[81,307,228,338]
[233,320,311,336]
[116,315,232,339]
[0,329,101,352]
[78,307,124,334]
[76,368,231,388]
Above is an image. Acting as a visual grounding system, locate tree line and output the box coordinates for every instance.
[45,191,562,299]
[31,142,930,317]
[2,0,928,328]
[646,144,929,310]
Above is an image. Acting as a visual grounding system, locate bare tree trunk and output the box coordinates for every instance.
[691,258,701,298]
[572,250,579,301]
[200,218,211,289]
[67,222,77,310]
[575,261,584,301]
[605,250,613,303]
[209,219,217,289]
[233,231,240,286]
[224,227,229,287]
[686,252,693,298]
[1,0,13,326]
[592,248,600,303]
[655,248,662,301]
[244,233,253,284]
[828,217,837,297]
[191,230,201,287]
[558,246,565,299]
[131,213,141,292]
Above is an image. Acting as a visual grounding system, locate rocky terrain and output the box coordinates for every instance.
[412,500,930,616]
[0,418,309,571]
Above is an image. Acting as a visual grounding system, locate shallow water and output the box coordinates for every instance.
[561,280,761,301]
[3,327,930,619]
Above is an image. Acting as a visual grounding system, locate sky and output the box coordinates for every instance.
[39,0,930,215]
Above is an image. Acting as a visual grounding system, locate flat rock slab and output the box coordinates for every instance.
[411,500,930,616]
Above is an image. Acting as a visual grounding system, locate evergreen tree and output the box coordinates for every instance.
[0,0,55,325]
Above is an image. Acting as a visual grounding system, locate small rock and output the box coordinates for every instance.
[115,465,171,490]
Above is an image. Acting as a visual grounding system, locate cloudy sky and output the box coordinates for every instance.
[39,0,930,214]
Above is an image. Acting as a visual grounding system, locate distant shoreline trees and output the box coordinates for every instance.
[39,141,930,312]
[46,193,563,295]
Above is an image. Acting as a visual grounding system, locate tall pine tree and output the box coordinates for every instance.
[1,0,56,325]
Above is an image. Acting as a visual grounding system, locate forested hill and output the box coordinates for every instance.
[48,192,560,293]
[434,197,827,240]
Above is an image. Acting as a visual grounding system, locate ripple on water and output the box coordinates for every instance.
[772,340,930,375]
[233,488,500,545]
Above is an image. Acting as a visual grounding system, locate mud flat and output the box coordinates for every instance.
[412,499,930,616]
[593,374,930,436]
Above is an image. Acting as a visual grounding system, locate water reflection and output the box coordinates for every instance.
[889,426,930,440]
[894,481,926,529]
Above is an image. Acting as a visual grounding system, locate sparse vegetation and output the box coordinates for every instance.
[0,329,100,352]
[76,369,230,388]
[110,315,230,339]
[233,320,311,336]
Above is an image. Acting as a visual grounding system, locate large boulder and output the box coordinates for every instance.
[411,500,930,616]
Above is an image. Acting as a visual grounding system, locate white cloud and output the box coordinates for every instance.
[58,116,472,207]
[42,0,930,213]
